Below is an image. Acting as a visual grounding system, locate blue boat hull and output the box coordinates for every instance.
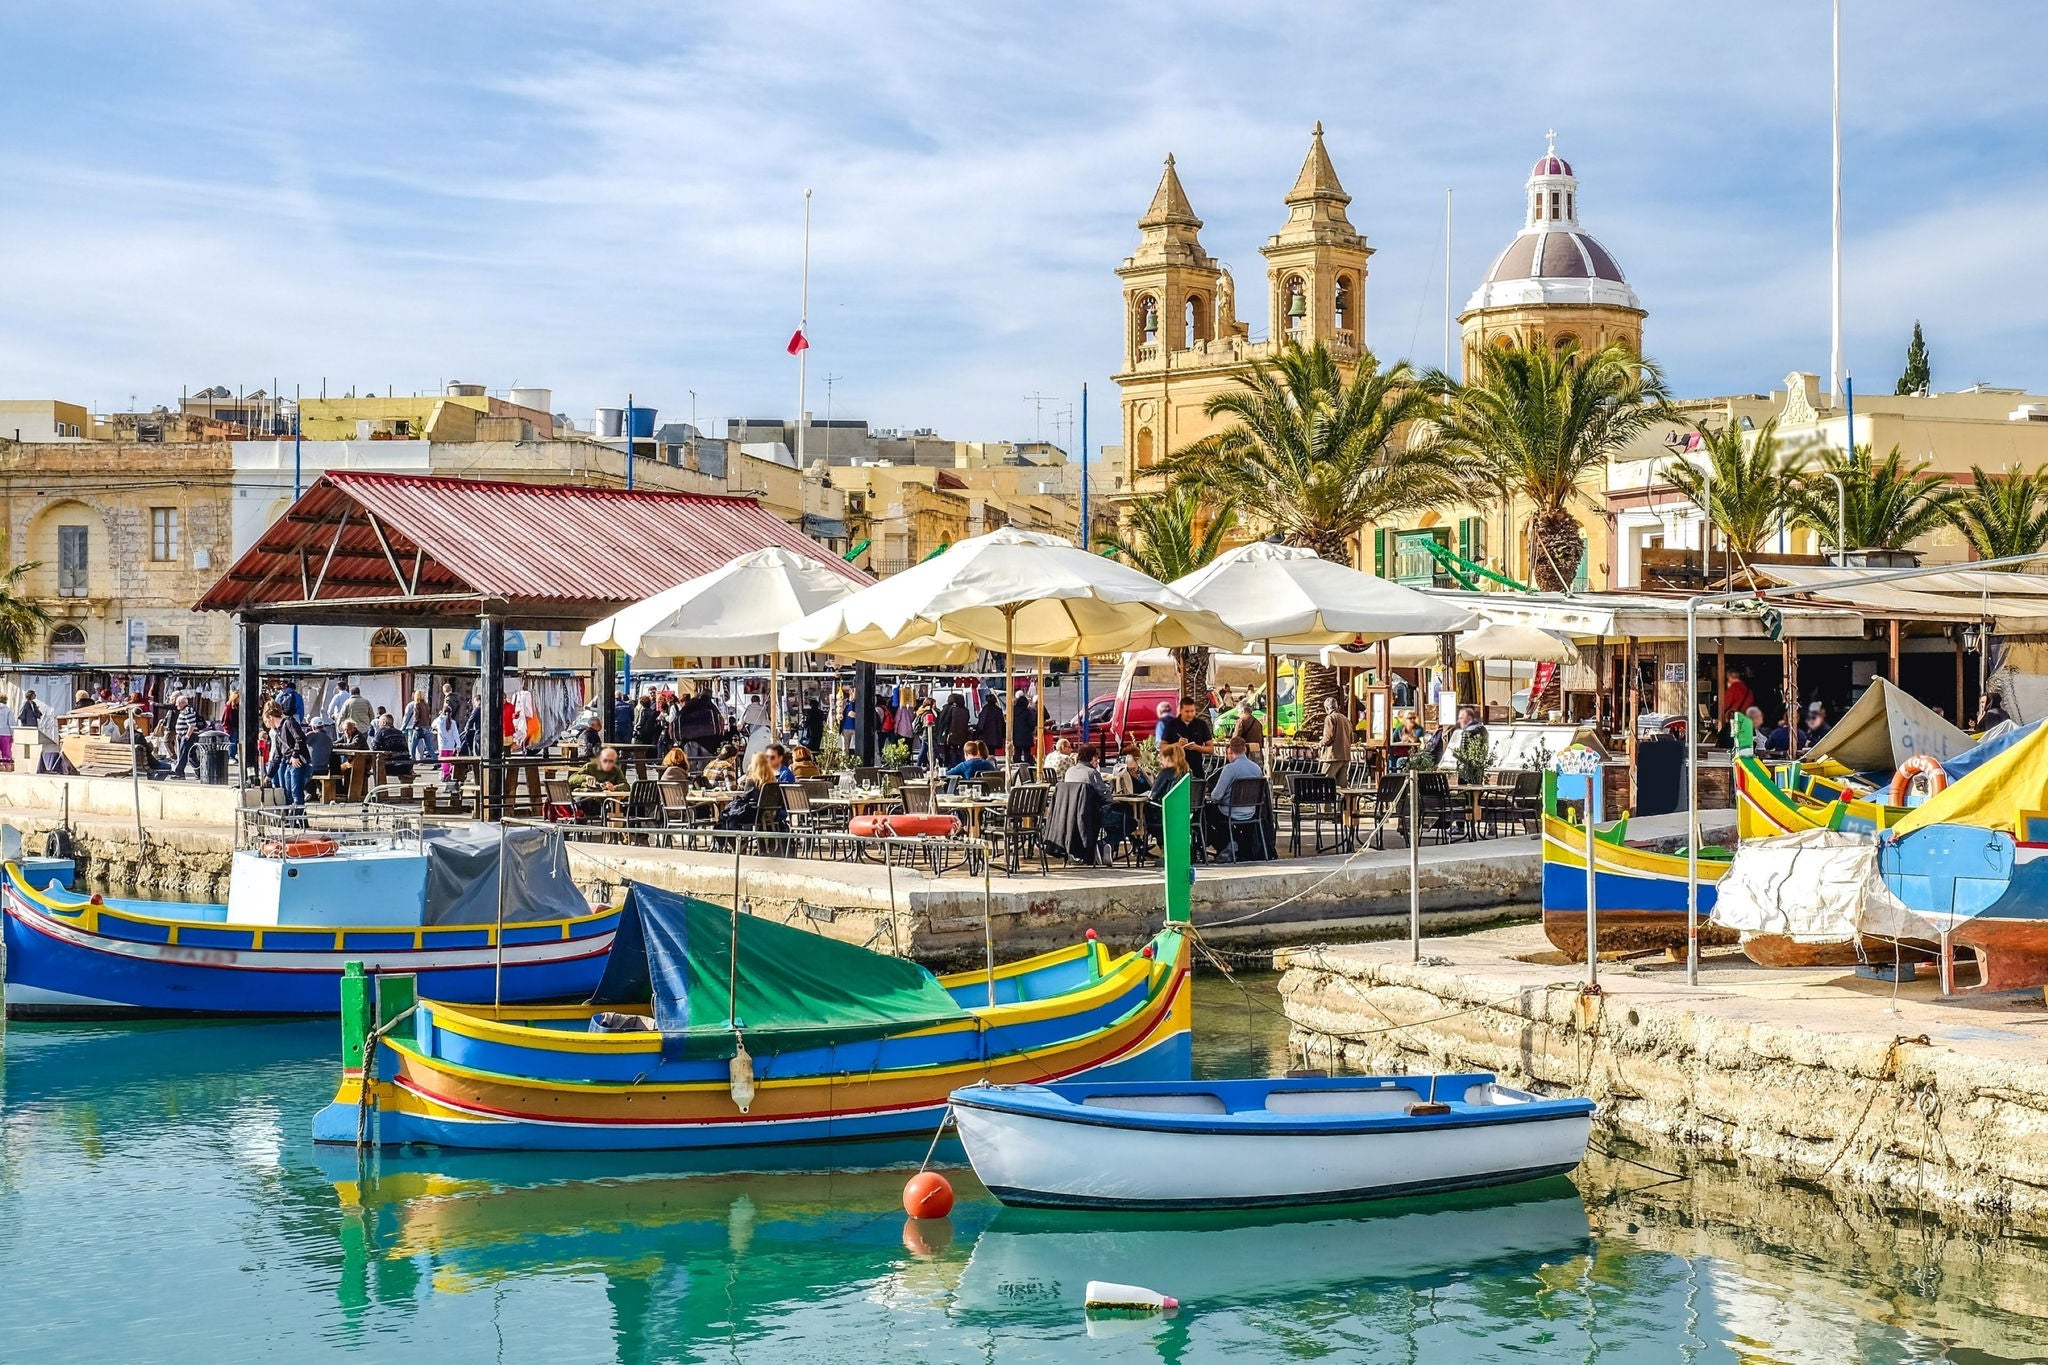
[3,881,616,1019]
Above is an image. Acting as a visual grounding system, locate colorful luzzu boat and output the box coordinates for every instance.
[314,881,1192,1151]
[1733,756,1904,841]
[1,817,616,1019]
[1540,806,1733,958]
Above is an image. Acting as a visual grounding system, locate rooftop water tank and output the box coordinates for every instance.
[446,381,487,398]
[627,406,657,438]
[508,387,552,413]
[595,407,625,438]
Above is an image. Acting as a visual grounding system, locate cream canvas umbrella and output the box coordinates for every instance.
[1171,543,1477,741]
[580,547,868,746]
[782,527,1243,780]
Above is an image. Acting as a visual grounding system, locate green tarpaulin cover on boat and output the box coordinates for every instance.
[589,883,970,1058]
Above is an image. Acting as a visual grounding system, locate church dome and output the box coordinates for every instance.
[1464,137,1641,316]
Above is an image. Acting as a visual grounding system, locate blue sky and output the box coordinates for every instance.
[5,1,2046,450]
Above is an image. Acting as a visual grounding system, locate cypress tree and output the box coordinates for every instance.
[1895,321,1931,396]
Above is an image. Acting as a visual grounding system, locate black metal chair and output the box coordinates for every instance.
[994,782,1050,874]
[899,780,936,814]
[607,780,669,844]
[1286,772,1346,856]
[1221,776,1275,862]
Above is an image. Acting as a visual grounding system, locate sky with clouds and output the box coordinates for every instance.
[5,1,2046,451]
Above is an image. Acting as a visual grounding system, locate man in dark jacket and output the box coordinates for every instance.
[939,692,971,768]
[799,694,826,751]
[974,687,1006,755]
[1009,688,1038,763]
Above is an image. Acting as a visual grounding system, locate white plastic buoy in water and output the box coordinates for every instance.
[1084,1281,1179,1312]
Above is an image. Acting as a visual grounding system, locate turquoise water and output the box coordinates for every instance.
[3,972,2044,1363]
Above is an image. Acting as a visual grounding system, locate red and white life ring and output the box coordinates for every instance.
[258,837,341,860]
[849,813,960,839]
[1888,755,1948,807]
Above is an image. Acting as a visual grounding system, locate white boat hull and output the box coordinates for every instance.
[953,1083,1592,1211]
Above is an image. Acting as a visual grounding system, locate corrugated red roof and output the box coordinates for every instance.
[195,471,869,623]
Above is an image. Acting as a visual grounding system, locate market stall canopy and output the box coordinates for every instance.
[580,547,868,662]
[1381,623,1579,668]
[780,526,1244,659]
[1757,565,2048,633]
[1894,715,2048,836]
[1169,543,1474,645]
[1805,677,1973,775]
[1418,589,1866,642]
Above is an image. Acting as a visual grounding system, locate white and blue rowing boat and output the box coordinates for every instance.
[951,1074,1594,1211]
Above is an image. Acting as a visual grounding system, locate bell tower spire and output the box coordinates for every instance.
[1260,122,1371,352]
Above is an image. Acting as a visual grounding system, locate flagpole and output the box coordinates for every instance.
[1829,0,1842,406]
[797,187,812,467]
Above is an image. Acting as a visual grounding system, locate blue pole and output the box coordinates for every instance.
[1845,372,1856,458]
[1078,381,1091,743]
[625,391,635,492]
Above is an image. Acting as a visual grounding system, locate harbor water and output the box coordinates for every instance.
[4,969,2045,1362]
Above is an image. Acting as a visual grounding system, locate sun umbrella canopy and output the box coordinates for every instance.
[580,547,863,661]
[780,527,1244,658]
[1169,542,1475,645]
[1455,623,1580,664]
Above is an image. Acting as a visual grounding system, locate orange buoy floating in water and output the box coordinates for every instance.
[902,1170,954,1219]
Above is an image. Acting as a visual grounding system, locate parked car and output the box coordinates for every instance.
[1052,688,1187,752]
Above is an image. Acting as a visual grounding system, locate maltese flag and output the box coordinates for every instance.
[786,328,810,355]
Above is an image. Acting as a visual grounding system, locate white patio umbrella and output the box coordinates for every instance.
[1383,624,1579,666]
[1170,543,1477,741]
[781,527,1244,779]
[580,546,866,748]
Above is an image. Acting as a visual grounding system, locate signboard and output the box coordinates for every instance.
[127,618,147,652]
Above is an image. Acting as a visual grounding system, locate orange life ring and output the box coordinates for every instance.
[1888,755,1948,806]
[258,837,341,860]
[848,813,960,839]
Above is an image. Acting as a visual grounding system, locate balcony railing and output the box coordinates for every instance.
[1134,343,1159,364]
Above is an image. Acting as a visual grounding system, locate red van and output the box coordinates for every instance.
[1053,688,1186,752]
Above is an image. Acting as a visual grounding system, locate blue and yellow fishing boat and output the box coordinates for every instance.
[313,780,1203,1152]
[1540,806,1732,958]
[315,883,1191,1151]
[1733,756,1904,840]
[1,817,616,1019]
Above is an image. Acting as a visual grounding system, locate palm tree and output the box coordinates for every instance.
[1163,341,1464,713]
[1433,340,1673,591]
[1097,483,1238,705]
[1947,465,2048,566]
[1663,417,1806,562]
[1789,443,1958,553]
[0,559,52,663]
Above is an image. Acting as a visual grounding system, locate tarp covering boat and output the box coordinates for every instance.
[1895,713,2048,835]
[588,883,969,1056]
[1805,678,1972,775]
[1709,829,1938,944]
[420,825,588,926]
[1942,718,2042,782]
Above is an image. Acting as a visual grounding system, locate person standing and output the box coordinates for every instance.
[1161,696,1215,779]
[0,692,15,771]
[974,687,1006,756]
[403,688,431,760]
[266,702,311,809]
[276,677,304,722]
[939,691,970,768]
[800,693,826,752]
[1318,698,1352,780]
[342,685,374,733]
[1009,687,1038,764]
[433,704,462,783]
[221,689,240,761]
[169,692,204,779]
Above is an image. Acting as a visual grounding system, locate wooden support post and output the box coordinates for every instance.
[1715,637,1727,735]
[236,614,262,779]
[480,614,506,819]
[599,648,618,742]
[1954,630,1967,721]
[1888,618,1902,685]
[1783,638,1801,759]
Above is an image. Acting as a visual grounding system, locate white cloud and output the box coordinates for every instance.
[1,0,2045,436]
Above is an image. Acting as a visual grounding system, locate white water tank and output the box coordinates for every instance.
[509,387,552,413]
[595,407,625,438]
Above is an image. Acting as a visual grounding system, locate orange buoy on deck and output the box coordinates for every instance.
[902,1171,955,1219]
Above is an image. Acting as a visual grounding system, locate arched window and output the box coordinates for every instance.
[1184,294,1209,348]
[49,623,85,664]
[1135,428,1155,469]
[1137,295,1159,346]
[1552,333,1578,353]
[1283,276,1307,334]
[1334,275,1354,336]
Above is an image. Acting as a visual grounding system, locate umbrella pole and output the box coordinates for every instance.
[1004,612,1016,788]
[1264,639,1277,760]
[1036,656,1047,770]
[769,652,779,746]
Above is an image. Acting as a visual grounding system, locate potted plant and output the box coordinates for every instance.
[1453,729,1490,785]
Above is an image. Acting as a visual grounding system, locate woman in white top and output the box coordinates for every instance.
[0,695,14,769]
[432,706,463,782]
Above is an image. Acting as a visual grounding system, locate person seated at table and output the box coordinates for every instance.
[576,717,604,762]
[1204,735,1267,856]
[789,744,822,780]
[1140,741,1195,852]
[766,744,796,785]
[575,746,630,792]
[946,740,997,782]
[370,714,412,778]
[659,746,692,784]
[1043,736,1078,779]
[717,751,785,831]
[1109,742,1146,794]
[702,742,740,788]
[1061,743,1129,851]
